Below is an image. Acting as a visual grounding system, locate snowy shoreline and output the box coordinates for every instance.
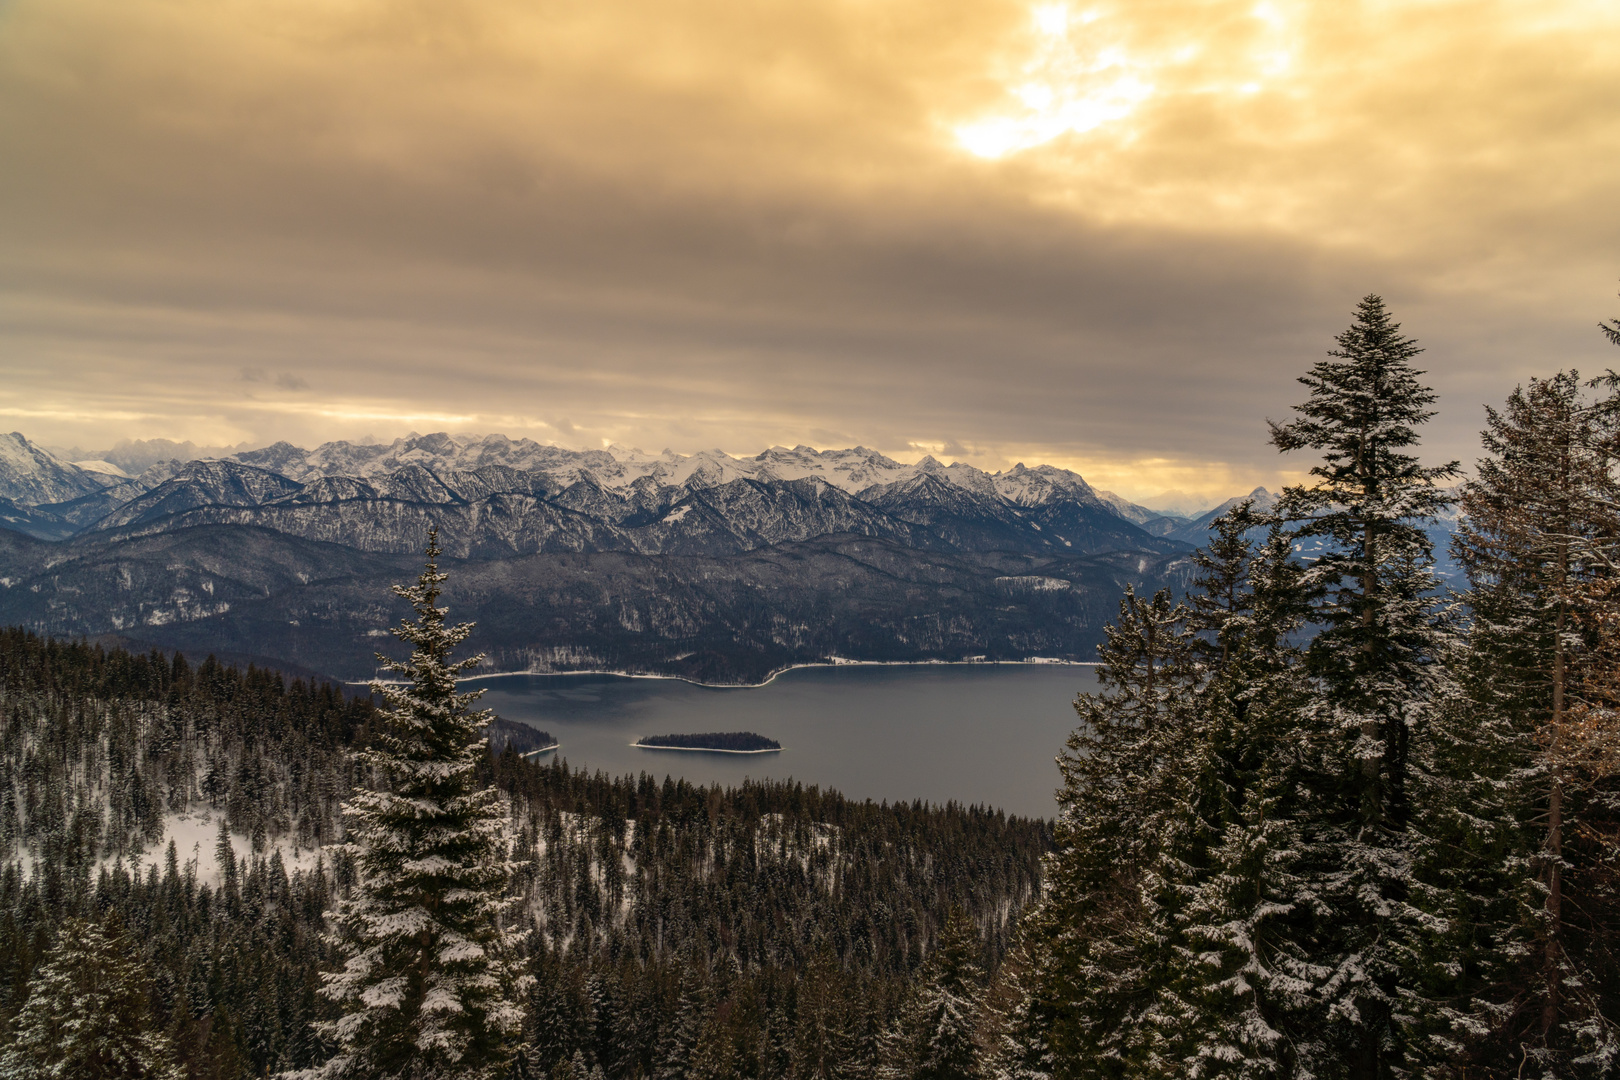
[405,656,1099,691]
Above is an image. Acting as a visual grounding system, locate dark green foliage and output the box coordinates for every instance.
[1008,297,1465,1080]
[488,717,558,755]
[311,534,529,1079]
[1007,513,1328,1079]
[1267,295,1459,1076]
[1018,583,1198,1073]
[881,908,988,1080]
[0,915,182,1080]
[1268,294,1459,831]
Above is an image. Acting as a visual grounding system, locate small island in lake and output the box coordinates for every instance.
[634,732,782,753]
[486,717,559,757]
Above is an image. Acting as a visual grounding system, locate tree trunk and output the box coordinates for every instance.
[1542,454,1573,1038]
[1543,571,1568,1038]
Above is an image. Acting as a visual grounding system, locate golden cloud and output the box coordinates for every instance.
[1,0,1616,496]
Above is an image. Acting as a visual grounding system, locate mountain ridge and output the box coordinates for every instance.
[0,431,1188,556]
[0,430,1282,682]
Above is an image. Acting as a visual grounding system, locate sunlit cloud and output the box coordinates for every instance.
[953,5,1158,159]
[951,0,1315,160]
[0,406,162,423]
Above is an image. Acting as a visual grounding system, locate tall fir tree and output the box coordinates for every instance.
[1148,513,1327,1079]
[1038,584,1197,1074]
[881,910,987,1080]
[1268,295,1459,1077]
[1001,510,1330,1079]
[988,924,1056,1080]
[656,957,714,1080]
[295,530,530,1080]
[1433,368,1620,1074]
[0,917,183,1080]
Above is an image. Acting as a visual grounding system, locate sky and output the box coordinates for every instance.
[2,0,1618,502]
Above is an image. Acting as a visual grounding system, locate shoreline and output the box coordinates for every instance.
[518,743,560,758]
[436,656,1099,691]
[630,744,784,755]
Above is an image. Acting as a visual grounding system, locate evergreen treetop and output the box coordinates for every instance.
[1268,295,1459,702]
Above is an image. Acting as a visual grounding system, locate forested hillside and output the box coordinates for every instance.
[0,529,1185,684]
[0,629,1049,1079]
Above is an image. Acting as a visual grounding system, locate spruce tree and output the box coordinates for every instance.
[1016,301,1459,1079]
[987,927,1055,1080]
[0,917,183,1080]
[296,530,530,1080]
[1268,295,1458,1077]
[1024,585,1197,1074]
[1269,295,1459,829]
[881,910,987,1080]
[914,911,989,1080]
[215,816,239,903]
[656,960,713,1080]
[1433,369,1620,1073]
[1107,512,1316,1079]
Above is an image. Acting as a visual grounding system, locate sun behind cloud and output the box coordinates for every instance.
[953,3,1158,159]
[949,0,1320,161]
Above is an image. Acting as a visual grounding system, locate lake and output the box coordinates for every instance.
[476,663,1101,820]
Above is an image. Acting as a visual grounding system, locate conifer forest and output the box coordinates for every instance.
[2,296,1619,1078]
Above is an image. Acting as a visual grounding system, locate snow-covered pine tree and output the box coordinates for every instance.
[789,948,855,1080]
[995,514,1325,1080]
[1268,295,1460,1077]
[881,909,988,1080]
[986,924,1055,1080]
[1150,514,1327,1078]
[294,530,530,1080]
[1028,585,1197,1074]
[656,959,714,1080]
[0,916,183,1080]
[215,816,239,905]
[1433,369,1620,1072]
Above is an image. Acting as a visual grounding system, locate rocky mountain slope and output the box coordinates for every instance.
[0,432,123,507]
[1,432,1184,556]
[0,431,1225,681]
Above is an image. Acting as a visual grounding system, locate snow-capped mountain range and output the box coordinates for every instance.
[0,431,1221,555]
[230,434,1114,507]
[0,431,1353,682]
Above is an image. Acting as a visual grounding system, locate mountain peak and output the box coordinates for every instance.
[0,432,119,507]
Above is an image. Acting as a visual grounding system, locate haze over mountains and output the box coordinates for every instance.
[0,430,1263,682]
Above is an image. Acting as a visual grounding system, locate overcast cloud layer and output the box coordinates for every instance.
[2,0,1618,499]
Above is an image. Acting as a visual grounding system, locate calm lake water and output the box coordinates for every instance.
[476,664,1101,820]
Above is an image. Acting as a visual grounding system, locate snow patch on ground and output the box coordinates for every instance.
[72,459,133,479]
[994,575,1072,592]
[125,810,334,888]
